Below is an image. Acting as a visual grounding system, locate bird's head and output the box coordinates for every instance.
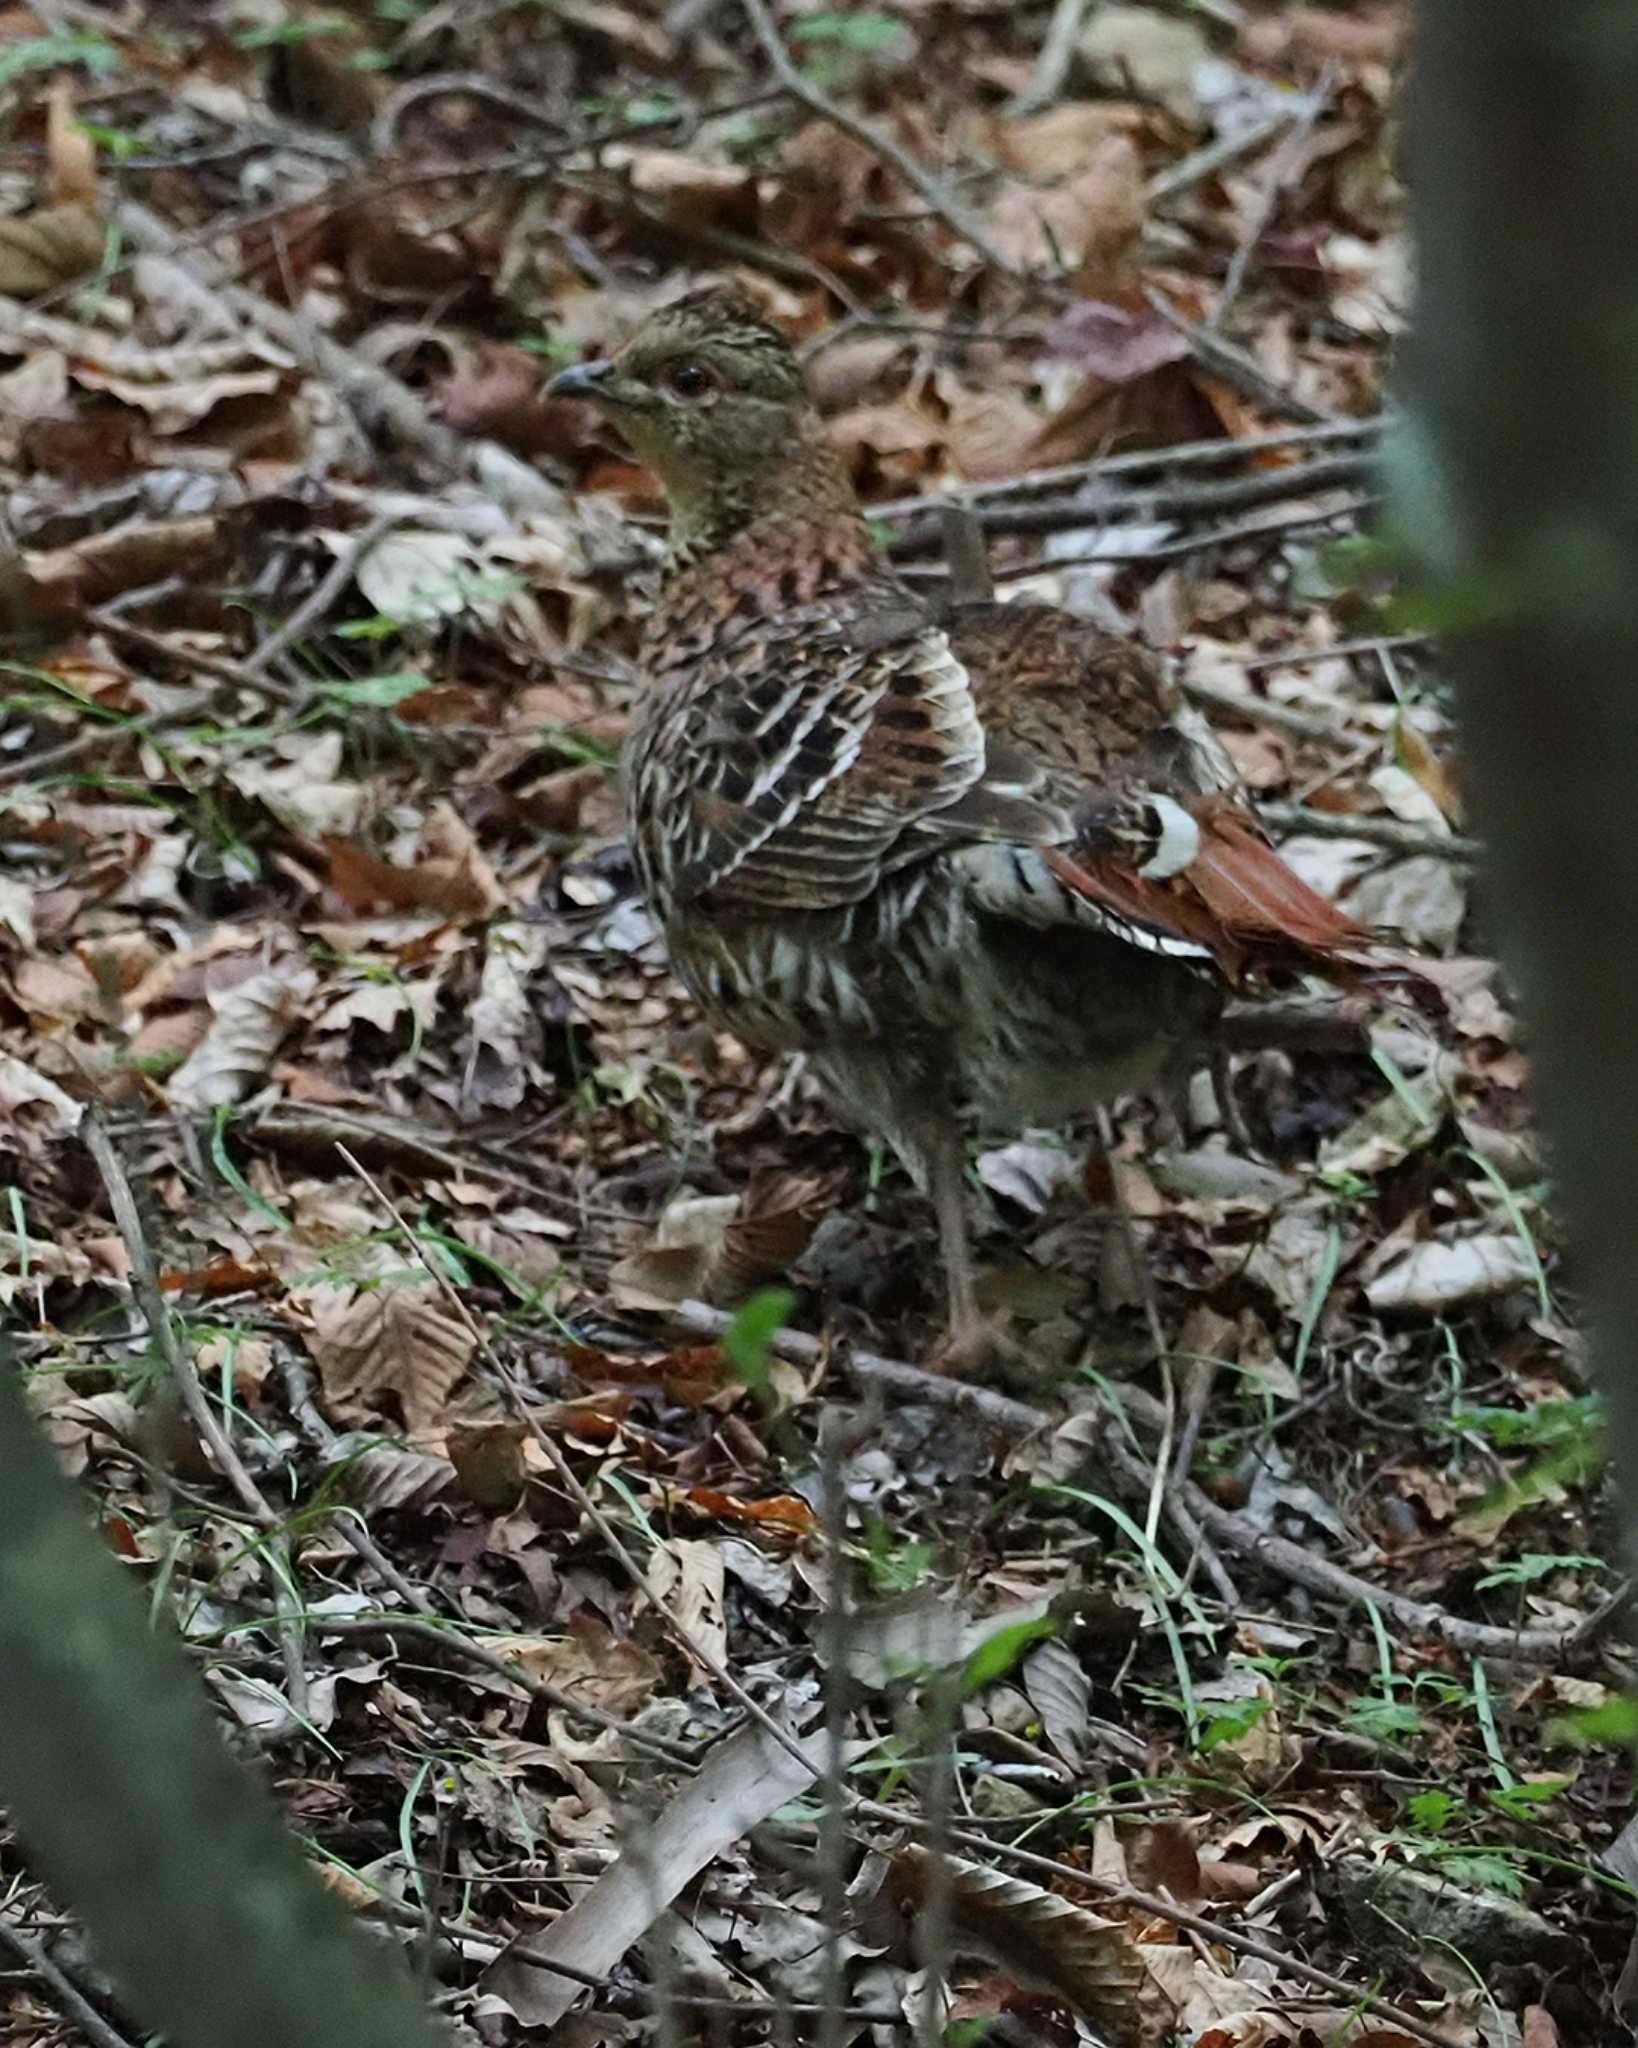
[549,286,855,549]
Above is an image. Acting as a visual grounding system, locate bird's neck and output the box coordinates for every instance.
[661,426,871,569]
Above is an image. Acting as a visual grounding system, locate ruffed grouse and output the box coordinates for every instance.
[552,288,1380,1366]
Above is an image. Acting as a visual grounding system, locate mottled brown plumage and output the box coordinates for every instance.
[552,288,1381,1365]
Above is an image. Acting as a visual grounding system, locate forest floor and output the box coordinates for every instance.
[0,2,1630,2045]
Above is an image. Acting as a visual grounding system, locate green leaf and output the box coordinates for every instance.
[720,1286,794,1398]
[0,34,118,88]
[317,671,430,709]
[1489,1778,1569,1820]
[1407,1788,1462,1834]
[1344,1695,1422,1741]
[959,1613,1058,1696]
[1197,1697,1271,1753]
[1474,1551,1604,1592]
[1544,1693,1638,1750]
[209,1110,289,1231]
[789,10,906,51]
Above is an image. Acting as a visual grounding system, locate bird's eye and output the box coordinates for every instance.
[662,358,716,400]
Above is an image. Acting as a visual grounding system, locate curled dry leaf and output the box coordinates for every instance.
[301,1279,476,1436]
[889,1845,1140,2035]
[492,1617,661,1718]
[167,966,318,1113]
[0,1053,83,1154]
[1364,1232,1542,1313]
[611,1167,846,1309]
[647,1537,727,1673]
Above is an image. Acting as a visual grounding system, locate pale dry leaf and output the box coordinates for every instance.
[986,134,1144,289]
[47,76,99,211]
[303,1279,476,1435]
[492,1621,661,1717]
[1022,1635,1090,1768]
[1078,3,1211,122]
[989,102,1140,182]
[977,1140,1076,1216]
[486,1717,825,2027]
[228,731,368,839]
[463,923,546,1113]
[647,1538,727,1673]
[0,204,104,295]
[0,1053,84,1154]
[168,966,318,1113]
[353,528,484,626]
[1365,1233,1540,1313]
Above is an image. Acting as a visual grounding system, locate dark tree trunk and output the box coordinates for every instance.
[1403,3,1638,1558]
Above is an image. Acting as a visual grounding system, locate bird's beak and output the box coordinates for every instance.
[548,358,615,402]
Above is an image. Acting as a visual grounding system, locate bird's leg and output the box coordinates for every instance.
[924,1126,997,1375]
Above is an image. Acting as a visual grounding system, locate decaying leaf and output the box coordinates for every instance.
[301,1279,476,1435]
[1365,1233,1541,1313]
[889,1845,1140,2034]
[0,1053,83,1153]
[168,967,318,1113]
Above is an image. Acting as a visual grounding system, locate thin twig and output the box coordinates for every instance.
[1178,675,1354,744]
[666,1303,1591,1665]
[82,1119,310,1721]
[878,1815,1470,2048]
[1260,801,1480,864]
[1213,72,1334,326]
[89,614,302,706]
[889,450,1376,554]
[1146,103,1299,206]
[978,494,1376,577]
[739,0,1016,277]
[1005,0,1095,118]
[247,511,398,677]
[333,1147,826,1783]
[300,1614,699,1770]
[1243,630,1433,671]
[0,1916,139,2048]
[667,1298,1045,1436]
[1144,284,1339,424]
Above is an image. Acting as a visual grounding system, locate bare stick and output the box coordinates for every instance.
[1177,675,1353,744]
[1144,285,1338,424]
[1259,801,1480,864]
[247,512,398,678]
[1006,0,1095,118]
[666,1302,1590,1663]
[82,1119,309,1719]
[1213,74,1334,326]
[866,418,1382,522]
[739,0,1016,276]
[889,450,1377,554]
[0,1915,139,2048]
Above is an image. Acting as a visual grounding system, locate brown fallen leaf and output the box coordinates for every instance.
[167,966,318,1114]
[301,1279,476,1436]
[493,1615,660,1718]
[325,801,505,921]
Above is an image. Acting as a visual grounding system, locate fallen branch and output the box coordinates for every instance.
[888,450,1377,554]
[1260,801,1480,864]
[667,1303,1593,1664]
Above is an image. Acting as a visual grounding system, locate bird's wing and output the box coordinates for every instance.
[645,600,988,915]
